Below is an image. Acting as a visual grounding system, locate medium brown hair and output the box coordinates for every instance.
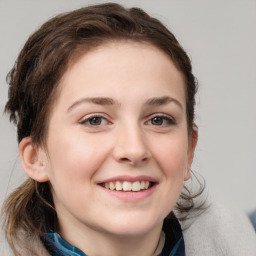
[2,3,203,255]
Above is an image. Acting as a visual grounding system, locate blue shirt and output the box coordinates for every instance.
[44,218,185,256]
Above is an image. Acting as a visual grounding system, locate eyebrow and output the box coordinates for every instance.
[67,97,120,112]
[145,96,183,110]
[67,96,183,112]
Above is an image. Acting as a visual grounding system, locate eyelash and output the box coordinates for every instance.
[79,114,109,127]
[146,114,176,126]
[79,113,175,128]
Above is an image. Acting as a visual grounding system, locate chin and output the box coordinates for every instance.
[101,213,163,237]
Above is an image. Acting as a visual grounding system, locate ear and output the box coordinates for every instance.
[184,126,198,181]
[19,137,49,182]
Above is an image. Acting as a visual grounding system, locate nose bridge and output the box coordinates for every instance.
[113,120,150,165]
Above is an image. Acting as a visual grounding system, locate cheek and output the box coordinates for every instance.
[150,137,189,219]
[45,130,109,187]
[45,132,112,213]
[151,136,189,178]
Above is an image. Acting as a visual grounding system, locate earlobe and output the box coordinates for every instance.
[184,126,198,181]
[19,137,49,182]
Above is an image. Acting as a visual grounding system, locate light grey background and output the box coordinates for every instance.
[0,0,255,232]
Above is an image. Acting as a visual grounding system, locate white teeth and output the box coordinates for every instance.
[145,181,150,189]
[115,181,122,191]
[123,181,132,191]
[132,181,141,191]
[103,180,152,192]
[140,181,145,189]
[109,182,115,190]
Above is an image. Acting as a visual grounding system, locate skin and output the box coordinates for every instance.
[20,41,197,256]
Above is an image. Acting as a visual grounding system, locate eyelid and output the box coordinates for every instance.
[79,113,111,126]
[145,113,176,125]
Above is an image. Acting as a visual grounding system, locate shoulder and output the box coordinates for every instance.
[181,200,256,256]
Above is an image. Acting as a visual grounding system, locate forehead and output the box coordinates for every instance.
[55,41,186,107]
[63,40,184,79]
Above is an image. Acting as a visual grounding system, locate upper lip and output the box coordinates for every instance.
[97,175,158,184]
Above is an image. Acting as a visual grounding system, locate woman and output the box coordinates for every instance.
[1,3,255,256]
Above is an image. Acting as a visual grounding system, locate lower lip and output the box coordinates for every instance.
[99,185,156,202]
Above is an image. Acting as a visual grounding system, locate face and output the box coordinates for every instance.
[41,41,196,244]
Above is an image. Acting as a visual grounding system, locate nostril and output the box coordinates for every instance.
[120,157,131,162]
[119,156,149,166]
[141,157,148,162]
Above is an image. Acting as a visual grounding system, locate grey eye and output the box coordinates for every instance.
[88,117,103,125]
[151,117,164,125]
[80,115,108,126]
[147,115,175,126]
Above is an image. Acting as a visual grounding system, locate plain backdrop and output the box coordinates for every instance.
[0,0,255,237]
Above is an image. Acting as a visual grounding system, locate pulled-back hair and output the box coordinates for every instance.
[2,3,203,255]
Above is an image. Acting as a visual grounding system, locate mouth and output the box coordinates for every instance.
[99,180,155,192]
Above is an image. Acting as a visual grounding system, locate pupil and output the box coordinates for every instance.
[89,117,101,125]
[152,117,163,125]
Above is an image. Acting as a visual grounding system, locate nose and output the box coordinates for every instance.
[112,123,151,166]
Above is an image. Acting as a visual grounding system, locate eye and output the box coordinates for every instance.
[147,115,175,126]
[79,115,108,126]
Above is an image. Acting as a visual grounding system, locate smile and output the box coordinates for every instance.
[102,181,153,192]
